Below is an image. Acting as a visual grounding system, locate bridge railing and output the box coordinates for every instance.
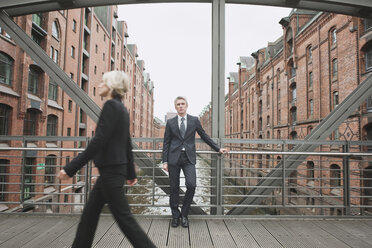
[1,136,372,217]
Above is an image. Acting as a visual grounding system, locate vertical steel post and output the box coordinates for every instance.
[343,142,351,215]
[211,0,225,215]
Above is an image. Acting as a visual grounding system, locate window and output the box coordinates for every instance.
[45,155,56,185]
[52,21,59,39]
[70,73,74,80]
[28,67,41,95]
[330,164,341,187]
[266,115,270,126]
[93,87,96,96]
[103,53,105,61]
[71,46,75,58]
[0,104,11,135]
[331,28,337,46]
[309,99,314,117]
[332,59,338,80]
[23,109,38,135]
[24,158,35,200]
[96,24,99,32]
[307,46,312,61]
[308,71,313,89]
[67,127,71,136]
[307,161,314,183]
[0,159,9,201]
[278,109,281,123]
[365,19,372,32]
[94,66,97,74]
[46,115,57,136]
[50,47,59,64]
[291,83,296,102]
[366,45,372,71]
[32,13,42,26]
[291,107,297,124]
[333,91,339,108]
[95,44,98,53]
[72,19,76,32]
[48,79,58,101]
[0,53,13,86]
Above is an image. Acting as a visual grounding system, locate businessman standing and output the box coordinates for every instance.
[162,96,228,228]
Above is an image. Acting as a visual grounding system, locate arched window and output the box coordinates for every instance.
[23,109,39,136]
[0,52,13,86]
[290,107,297,124]
[289,60,296,78]
[52,21,59,39]
[266,115,270,126]
[258,100,262,115]
[46,115,57,136]
[330,28,337,46]
[290,83,296,103]
[45,155,56,185]
[307,45,312,61]
[258,117,262,131]
[365,19,372,32]
[330,164,341,187]
[0,104,11,136]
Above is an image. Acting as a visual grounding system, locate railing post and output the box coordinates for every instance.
[20,138,27,204]
[84,137,90,205]
[152,138,156,207]
[343,142,351,215]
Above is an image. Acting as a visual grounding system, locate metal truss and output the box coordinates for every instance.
[0,0,372,215]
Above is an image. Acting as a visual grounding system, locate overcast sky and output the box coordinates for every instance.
[118,4,291,121]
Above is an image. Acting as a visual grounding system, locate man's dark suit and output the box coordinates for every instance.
[64,97,155,248]
[163,114,220,218]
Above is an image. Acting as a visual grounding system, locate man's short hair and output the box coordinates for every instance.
[174,96,188,106]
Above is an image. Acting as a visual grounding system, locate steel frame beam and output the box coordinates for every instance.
[1,0,372,18]
[1,0,372,215]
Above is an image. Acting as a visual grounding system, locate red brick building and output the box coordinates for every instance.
[0,6,154,212]
[200,10,372,215]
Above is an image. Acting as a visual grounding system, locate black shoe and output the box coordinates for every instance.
[171,217,180,228]
[181,216,189,228]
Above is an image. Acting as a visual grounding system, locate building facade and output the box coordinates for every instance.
[0,6,154,212]
[200,10,372,215]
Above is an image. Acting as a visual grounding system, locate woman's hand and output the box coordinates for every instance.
[127,178,138,186]
[57,169,71,180]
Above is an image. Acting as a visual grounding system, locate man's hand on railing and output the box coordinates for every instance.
[162,162,168,172]
[219,148,229,154]
[127,178,138,186]
[57,169,71,180]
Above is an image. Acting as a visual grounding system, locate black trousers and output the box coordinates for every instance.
[71,164,156,248]
[168,152,196,218]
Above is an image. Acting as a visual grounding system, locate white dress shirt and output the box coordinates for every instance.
[177,115,187,131]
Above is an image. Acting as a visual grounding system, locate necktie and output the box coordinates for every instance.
[180,117,186,138]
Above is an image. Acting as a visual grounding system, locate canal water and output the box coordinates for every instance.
[126,158,246,215]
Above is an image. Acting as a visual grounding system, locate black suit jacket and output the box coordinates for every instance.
[64,97,136,179]
[162,114,220,165]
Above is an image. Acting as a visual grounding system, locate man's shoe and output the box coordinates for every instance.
[171,217,180,228]
[181,216,189,228]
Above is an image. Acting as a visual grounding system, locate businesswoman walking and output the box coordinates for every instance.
[57,71,155,248]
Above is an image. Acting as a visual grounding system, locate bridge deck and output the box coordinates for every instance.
[1,214,372,247]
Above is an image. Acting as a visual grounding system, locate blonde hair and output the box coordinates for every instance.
[174,96,188,106]
[102,71,129,99]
